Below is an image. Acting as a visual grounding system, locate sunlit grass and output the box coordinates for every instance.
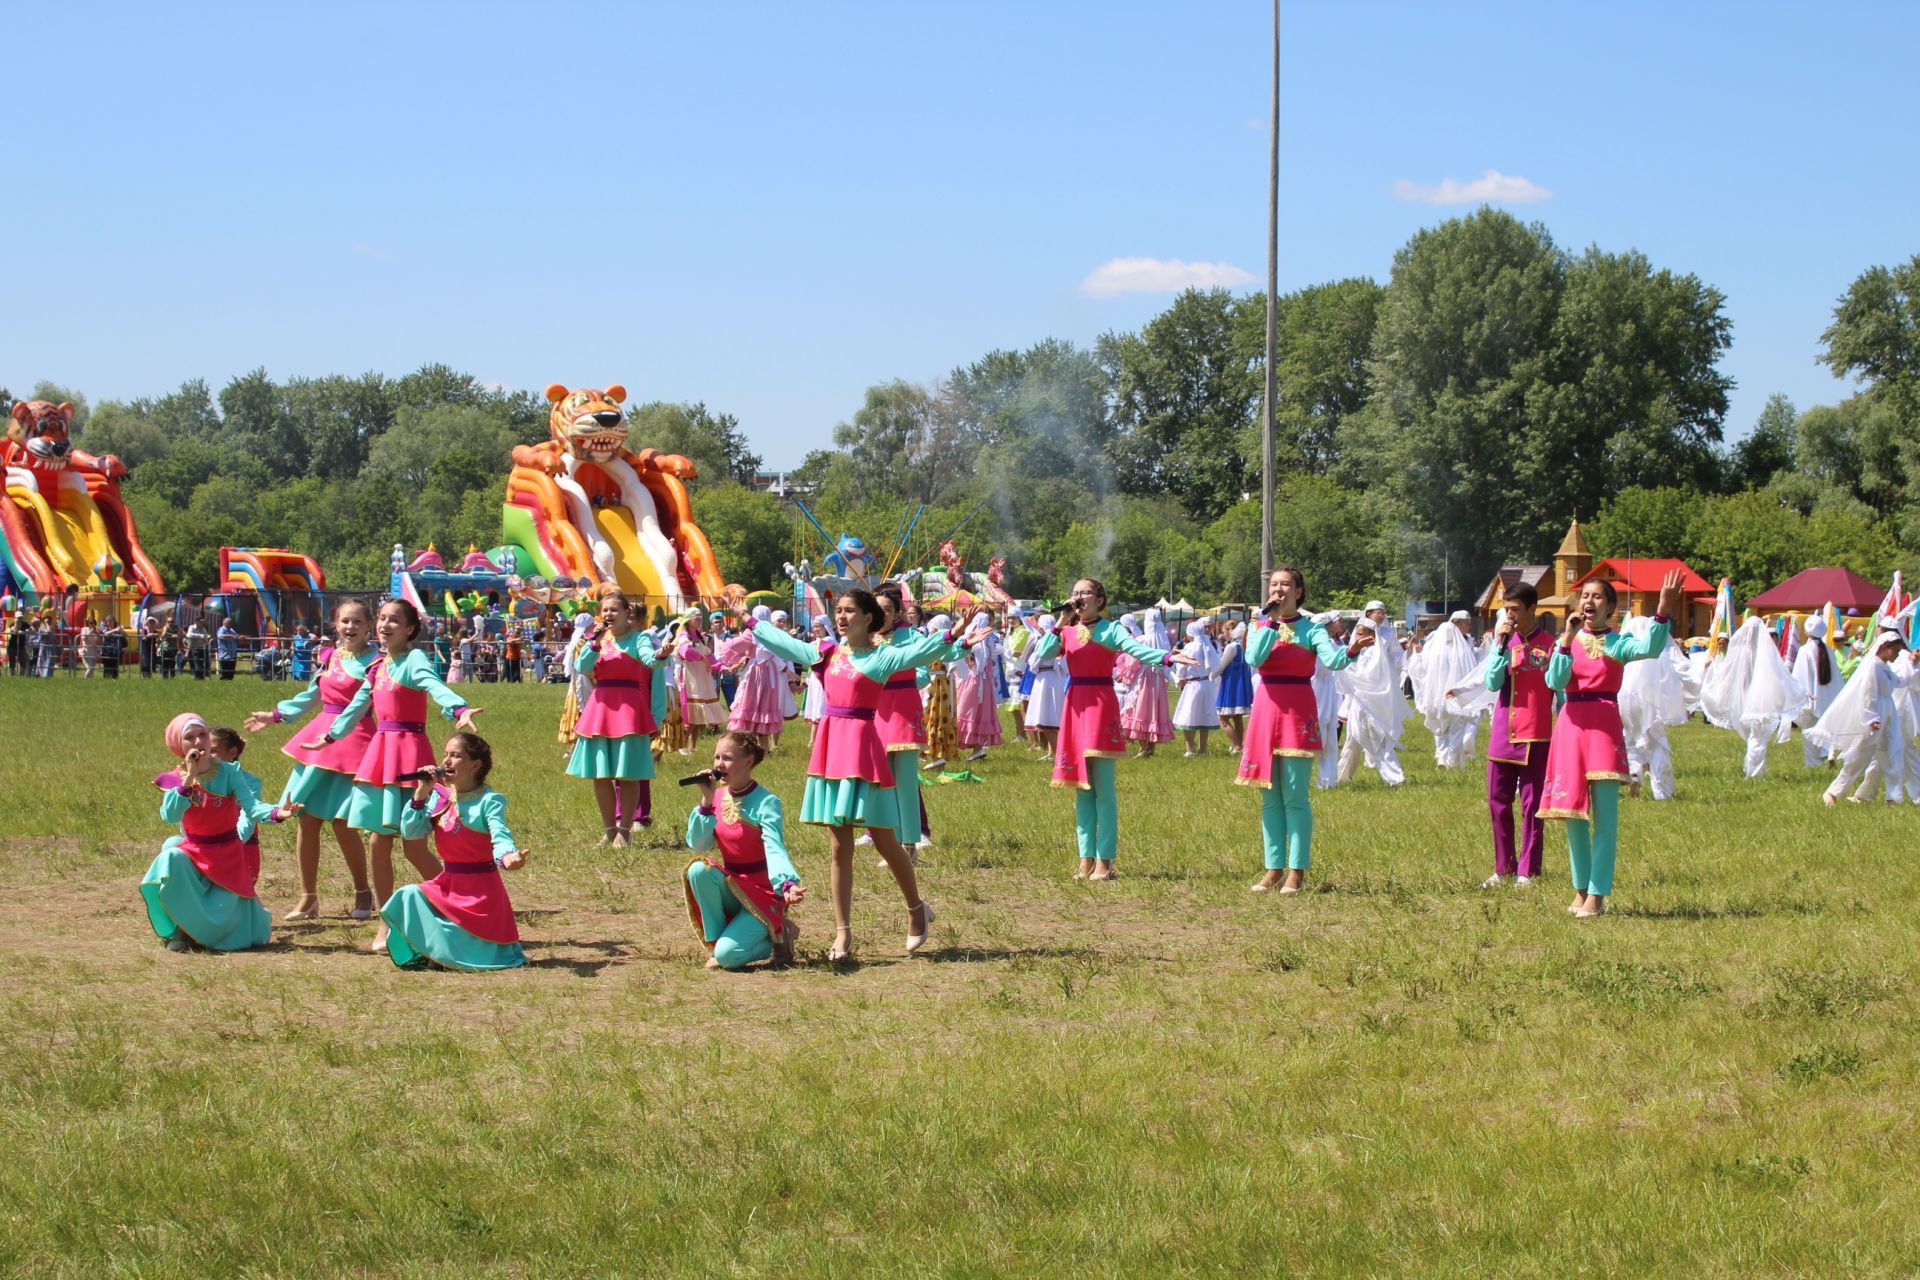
[1,674,1916,1276]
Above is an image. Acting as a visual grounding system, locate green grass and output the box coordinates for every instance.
[2,674,1918,1277]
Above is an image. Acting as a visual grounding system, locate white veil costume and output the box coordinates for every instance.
[1810,628,1915,803]
[1410,614,1482,769]
[1309,614,1345,789]
[1336,602,1409,786]
[1699,616,1811,778]
[1618,615,1694,800]
[1172,620,1221,731]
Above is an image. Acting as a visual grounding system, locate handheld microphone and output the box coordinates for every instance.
[397,768,444,783]
[677,770,718,788]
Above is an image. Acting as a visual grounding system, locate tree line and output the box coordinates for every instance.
[8,209,1916,605]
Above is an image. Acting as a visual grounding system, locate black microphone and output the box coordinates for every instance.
[677,770,718,788]
[397,768,444,783]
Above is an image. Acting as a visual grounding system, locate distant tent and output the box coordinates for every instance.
[1746,567,1884,613]
[1154,597,1198,621]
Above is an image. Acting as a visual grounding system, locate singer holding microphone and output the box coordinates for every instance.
[733,591,978,962]
[682,731,806,970]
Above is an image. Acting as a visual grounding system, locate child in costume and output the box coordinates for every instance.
[734,592,972,961]
[143,713,296,952]
[304,599,479,952]
[244,597,377,921]
[568,589,670,847]
[383,732,529,970]
[684,730,806,970]
[1214,621,1252,752]
[556,613,595,751]
[1539,571,1684,918]
[1023,615,1066,761]
[954,615,1004,759]
[920,614,959,769]
[1237,568,1370,893]
[1811,627,1913,805]
[1117,610,1175,756]
[1172,619,1222,756]
[675,614,729,754]
[1026,580,1195,881]
[209,726,266,890]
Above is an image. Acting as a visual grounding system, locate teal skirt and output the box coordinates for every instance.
[381,885,526,971]
[346,782,409,836]
[566,734,656,781]
[799,775,899,829]
[281,764,357,822]
[140,842,272,952]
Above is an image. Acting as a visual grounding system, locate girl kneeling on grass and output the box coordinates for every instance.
[143,713,298,952]
[381,732,529,971]
[684,731,806,970]
[1538,569,1684,919]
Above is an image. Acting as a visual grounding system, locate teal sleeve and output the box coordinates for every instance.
[861,628,962,680]
[274,674,322,722]
[159,785,192,824]
[685,805,718,853]
[1607,619,1671,664]
[636,633,670,669]
[1028,631,1061,661]
[479,792,516,857]
[755,791,799,888]
[1484,643,1511,692]
[398,798,432,841]
[916,666,932,690]
[746,621,824,668]
[236,766,280,827]
[573,641,599,675]
[1098,620,1170,667]
[326,674,375,738]
[1308,622,1354,671]
[1545,643,1574,691]
[1245,622,1280,667]
[404,650,468,719]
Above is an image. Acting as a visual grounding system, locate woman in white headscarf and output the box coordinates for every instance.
[1118,610,1175,756]
[1811,626,1912,805]
[1172,618,1222,756]
[1023,614,1066,761]
[1699,615,1811,778]
[1310,614,1346,789]
[1792,614,1843,768]
[1336,601,1409,786]
[1410,612,1482,769]
[954,612,1004,760]
[1618,614,1695,800]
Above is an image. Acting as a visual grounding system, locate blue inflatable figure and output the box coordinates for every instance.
[823,534,874,585]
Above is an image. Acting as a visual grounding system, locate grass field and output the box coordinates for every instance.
[2,673,1917,1277]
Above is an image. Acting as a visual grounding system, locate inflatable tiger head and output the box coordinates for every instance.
[545,383,629,463]
[9,400,79,470]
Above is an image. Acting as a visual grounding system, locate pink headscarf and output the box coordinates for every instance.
[165,712,207,759]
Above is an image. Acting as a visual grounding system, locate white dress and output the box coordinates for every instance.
[1171,640,1220,729]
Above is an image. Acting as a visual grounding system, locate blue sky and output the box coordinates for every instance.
[6,1,1914,469]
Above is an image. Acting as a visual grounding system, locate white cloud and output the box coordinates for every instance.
[1391,169,1553,205]
[1080,256,1257,298]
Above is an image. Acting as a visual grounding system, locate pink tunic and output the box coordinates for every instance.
[282,649,374,774]
[1538,634,1631,821]
[809,651,891,784]
[416,787,520,944]
[1236,634,1322,787]
[683,798,787,939]
[876,666,926,751]
[1052,626,1131,789]
[954,647,1004,748]
[575,637,657,738]
[353,659,438,785]
[154,773,257,897]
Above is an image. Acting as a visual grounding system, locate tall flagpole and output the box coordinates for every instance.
[1260,0,1279,582]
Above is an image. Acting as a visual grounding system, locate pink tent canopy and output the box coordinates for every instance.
[1745,567,1884,612]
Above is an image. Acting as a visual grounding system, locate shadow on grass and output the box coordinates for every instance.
[523,936,635,977]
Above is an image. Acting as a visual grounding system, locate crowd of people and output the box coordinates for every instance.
[105,563,1920,971]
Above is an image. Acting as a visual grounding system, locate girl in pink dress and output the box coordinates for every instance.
[954,619,1004,756]
[305,599,480,953]
[1236,568,1372,894]
[244,598,377,921]
[1538,571,1683,919]
[567,589,670,847]
[1120,609,1175,755]
[1024,580,1195,880]
[676,614,728,755]
[721,606,788,738]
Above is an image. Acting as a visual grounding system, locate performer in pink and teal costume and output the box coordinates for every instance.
[566,590,669,846]
[383,734,527,971]
[1236,567,1370,893]
[142,712,293,952]
[1538,570,1684,919]
[683,732,805,970]
[738,591,968,961]
[1025,577,1193,881]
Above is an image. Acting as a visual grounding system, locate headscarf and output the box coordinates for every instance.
[751,605,772,623]
[1037,614,1058,634]
[1807,640,1906,755]
[771,610,789,626]
[1184,618,1220,674]
[1119,613,1142,636]
[927,613,953,633]
[165,713,206,759]
[1411,617,1481,727]
[1618,615,1692,733]
[1804,616,1827,641]
[1142,608,1171,651]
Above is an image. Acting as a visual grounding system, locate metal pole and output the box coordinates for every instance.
[1260,0,1279,581]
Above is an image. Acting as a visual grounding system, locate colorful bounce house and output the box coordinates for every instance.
[499,383,732,614]
[0,399,164,623]
[390,543,517,621]
[207,547,328,636]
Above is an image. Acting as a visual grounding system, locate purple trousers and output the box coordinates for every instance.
[1487,742,1547,877]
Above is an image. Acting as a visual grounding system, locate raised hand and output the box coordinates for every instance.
[1657,568,1685,621]
[1347,627,1378,655]
[243,711,275,733]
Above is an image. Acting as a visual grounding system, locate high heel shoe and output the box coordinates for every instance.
[348,889,376,921]
[828,927,855,963]
[283,895,322,921]
[906,900,935,954]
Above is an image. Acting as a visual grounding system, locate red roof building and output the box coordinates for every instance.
[1569,558,1715,636]
[1746,567,1885,613]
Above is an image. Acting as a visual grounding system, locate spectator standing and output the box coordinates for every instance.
[216,618,240,680]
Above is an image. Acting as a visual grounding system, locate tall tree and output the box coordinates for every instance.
[830,380,967,505]
[1728,393,1798,491]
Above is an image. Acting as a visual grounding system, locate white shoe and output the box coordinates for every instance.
[966,747,988,761]
[906,900,935,954]
[1183,751,1195,758]
[925,757,946,771]
[854,833,874,847]
[1515,875,1533,886]
[1480,874,1509,889]
[165,936,191,953]
[1249,882,1270,893]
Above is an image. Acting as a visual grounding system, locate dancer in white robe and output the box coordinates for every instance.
[1336,601,1408,786]
[1618,616,1696,800]
[1410,611,1481,769]
[1791,614,1844,768]
[1810,627,1912,805]
[1699,616,1811,778]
